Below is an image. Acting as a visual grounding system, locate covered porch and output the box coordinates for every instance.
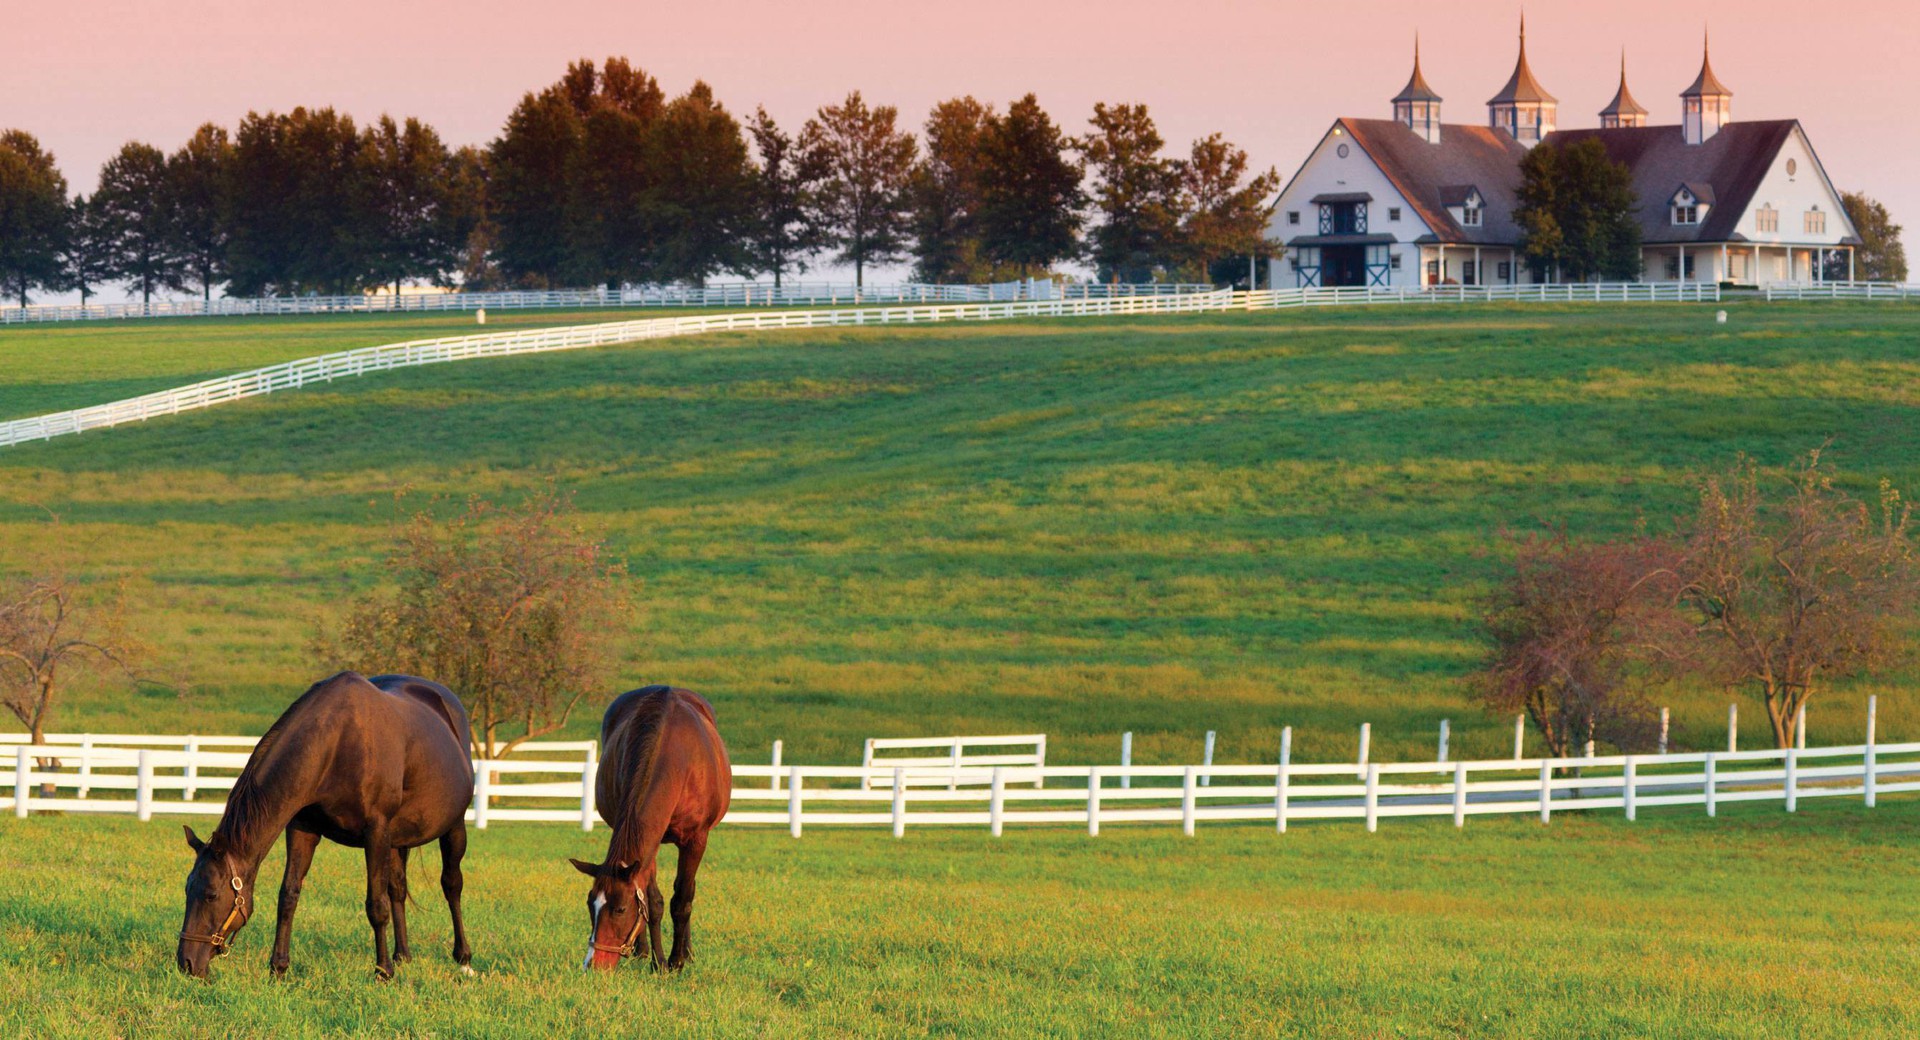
[1416,242,1524,287]
[1644,241,1861,287]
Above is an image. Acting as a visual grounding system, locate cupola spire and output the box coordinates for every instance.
[1392,33,1444,144]
[1600,50,1649,128]
[1681,27,1733,144]
[1487,13,1557,146]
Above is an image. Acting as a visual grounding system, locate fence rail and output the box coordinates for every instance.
[0,282,1719,450]
[1761,282,1920,301]
[3,729,1909,836]
[0,281,1217,325]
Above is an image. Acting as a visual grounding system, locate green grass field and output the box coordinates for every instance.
[3,803,1917,1039]
[3,299,1920,1036]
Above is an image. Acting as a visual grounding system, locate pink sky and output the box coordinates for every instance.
[8,0,1916,253]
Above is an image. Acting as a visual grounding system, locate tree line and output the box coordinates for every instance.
[0,58,1278,307]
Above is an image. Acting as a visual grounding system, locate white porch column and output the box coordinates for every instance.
[1753,244,1761,285]
[1473,246,1481,286]
[1849,247,1856,283]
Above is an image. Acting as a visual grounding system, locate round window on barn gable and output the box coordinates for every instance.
[1337,143,1350,158]
[1786,158,1798,176]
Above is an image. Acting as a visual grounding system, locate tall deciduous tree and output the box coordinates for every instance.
[490,85,588,287]
[745,107,830,287]
[0,571,143,748]
[0,130,71,307]
[226,108,363,295]
[569,59,667,288]
[908,97,994,283]
[1174,134,1279,286]
[59,194,115,307]
[323,491,627,757]
[167,124,234,302]
[652,82,752,286]
[1515,138,1640,282]
[93,142,184,303]
[1676,451,1916,748]
[976,94,1083,276]
[355,116,477,292]
[1476,527,1682,759]
[806,92,916,287]
[1079,103,1181,284]
[1834,191,1906,283]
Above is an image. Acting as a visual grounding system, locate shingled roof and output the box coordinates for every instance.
[1393,39,1443,103]
[1488,18,1557,105]
[1600,56,1648,119]
[1544,120,1797,242]
[1682,35,1733,97]
[1337,118,1529,244]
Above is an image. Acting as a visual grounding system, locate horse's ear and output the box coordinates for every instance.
[568,858,602,878]
[614,861,640,881]
[183,825,206,854]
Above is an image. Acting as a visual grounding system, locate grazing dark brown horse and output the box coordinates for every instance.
[175,672,476,980]
[569,685,730,972]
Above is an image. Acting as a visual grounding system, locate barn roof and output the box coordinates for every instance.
[1544,121,1796,242]
[1336,118,1529,245]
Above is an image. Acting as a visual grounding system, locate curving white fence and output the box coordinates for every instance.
[0,282,1719,450]
[3,722,1909,837]
[0,280,1217,325]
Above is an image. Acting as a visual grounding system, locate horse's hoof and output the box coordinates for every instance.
[373,964,395,982]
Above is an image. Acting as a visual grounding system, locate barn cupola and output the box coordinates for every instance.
[1599,52,1649,129]
[1681,30,1733,144]
[1487,15,1557,146]
[1392,35,1444,144]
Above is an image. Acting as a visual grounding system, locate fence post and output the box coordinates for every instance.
[1364,764,1380,833]
[1866,695,1878,808]
[770,740,783,792]
[136,750,153,822]
[1794,704,1807,750]
[1784,749,1799,813]
[1728,703,1738,753]
[184,736,199,801]
[1438,719,1450,763]
[1181,767,1197,837]
[949,739,962,792]
[79,735,92,798]
[472,762,491,830]
[990,768,1005,837]
[1514,715,1525,760]
[1585,738,1595,760]
[1087,767,1102,836]
[1538,761,1552,824]
[861,739,874,791]
[788,767,804,838]
[892,767,907,838]
[580,751,597,832]
[1659,708,1669,755]
[1357,723,1371,779]
[1451,761,1468,828]
[1201,731,1215,787]
[13,746,28,819]
[1704,754,1717,817]
[1623,757,1638,821]
[1120,732,1133,789]
[1275,727,1292,834]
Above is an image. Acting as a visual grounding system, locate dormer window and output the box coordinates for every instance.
[1445,186,1485,230]
[1463,206,1483,228]
[1670,186,1710,226]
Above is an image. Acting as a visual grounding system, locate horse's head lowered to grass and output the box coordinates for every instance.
[570,857,649,971]
[176,825,253,979]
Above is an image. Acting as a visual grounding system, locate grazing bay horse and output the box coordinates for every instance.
[176,672,476,980]
[570,685,730,972]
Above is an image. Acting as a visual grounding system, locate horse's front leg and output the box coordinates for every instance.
[270,825,321,976]
[644,873,667,973]
[666,833,707,972]
[363,827,396,979]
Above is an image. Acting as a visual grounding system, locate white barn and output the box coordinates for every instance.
[1268,23,1859,289]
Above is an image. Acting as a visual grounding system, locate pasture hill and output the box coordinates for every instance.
[3,299,1920,1037]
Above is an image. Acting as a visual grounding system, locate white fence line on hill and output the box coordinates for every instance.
[1761,282,1920,301]
[3,728,1907,836]
[0,281,1217,325]
[0,282,1719,450]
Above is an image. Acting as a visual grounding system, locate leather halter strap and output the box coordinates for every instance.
[179,876,248,956]
[590,891,646,959]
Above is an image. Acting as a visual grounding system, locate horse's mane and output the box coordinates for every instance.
[619,690,673,806]
[213,674,340,855]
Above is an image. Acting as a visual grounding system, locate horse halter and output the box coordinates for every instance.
[591,891,647,960]
[179,875,249,957]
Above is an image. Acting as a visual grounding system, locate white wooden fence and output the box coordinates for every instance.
[4,726,1910,837]
[0,281,1215,325]
[0,282,1720,450]
[1761,282,1920,301]
[861,734,1047,789]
